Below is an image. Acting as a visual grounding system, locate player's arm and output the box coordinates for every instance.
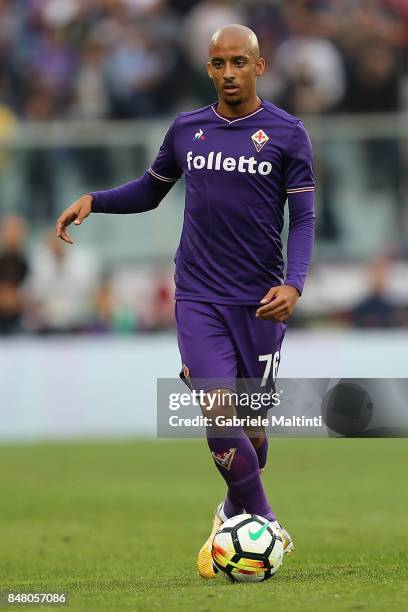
[257,121,315,321]
[56,119,182,244]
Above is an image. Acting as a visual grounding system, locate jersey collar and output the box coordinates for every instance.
[211,102,264,125]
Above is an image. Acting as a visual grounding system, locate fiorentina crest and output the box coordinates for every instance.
[251,129,269,152]
[212,448,237,470]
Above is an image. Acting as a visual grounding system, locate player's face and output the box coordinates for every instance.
[207,39,265,108]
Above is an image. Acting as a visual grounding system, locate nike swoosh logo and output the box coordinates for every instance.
[248,521,270,541]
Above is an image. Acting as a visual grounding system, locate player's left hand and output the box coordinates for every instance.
[256,285,300,321]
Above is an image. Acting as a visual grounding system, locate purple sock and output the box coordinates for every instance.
[256,436,269,470]
[223,436,269,517]
[223,491,243,519]
[207,427,276,521]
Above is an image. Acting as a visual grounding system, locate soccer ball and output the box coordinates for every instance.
[211,514,284,583]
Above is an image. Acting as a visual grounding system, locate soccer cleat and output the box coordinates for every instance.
[272,520,294,554]
[197,503,224,578]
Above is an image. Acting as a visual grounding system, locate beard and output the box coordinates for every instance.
[223,95,244,106]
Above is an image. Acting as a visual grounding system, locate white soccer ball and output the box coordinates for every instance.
[211,514,284,583]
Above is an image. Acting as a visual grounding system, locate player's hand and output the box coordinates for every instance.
[256,285,300,322]
[55,194,93,244]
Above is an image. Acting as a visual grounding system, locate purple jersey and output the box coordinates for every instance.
[91,99,315,303]
[149,100,315,304]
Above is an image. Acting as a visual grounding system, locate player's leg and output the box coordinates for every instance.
[175,300,242,577]
[230,305,286,472]
[176,300,275,520]
[198,386,279,577]
[197,388,255,577]
[226,305,293,553]
[176,300,276,576]
[175,299,242,513]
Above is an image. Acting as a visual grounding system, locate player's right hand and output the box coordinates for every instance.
[56,194,93,244]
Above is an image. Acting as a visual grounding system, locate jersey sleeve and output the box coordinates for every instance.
[149,118,183,184]
[284,120,315,195]
[285,190,315,295]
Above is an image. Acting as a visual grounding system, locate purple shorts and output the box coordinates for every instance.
[175,300,286,397]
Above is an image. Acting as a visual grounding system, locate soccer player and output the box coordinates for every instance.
[56,24,315,578]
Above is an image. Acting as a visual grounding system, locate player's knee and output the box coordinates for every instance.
[200,388,237,421]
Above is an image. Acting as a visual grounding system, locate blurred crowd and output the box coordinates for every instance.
[0,0,407,123]
[0,213,407,336]
[0,214,175,334]
[0,1,407,335]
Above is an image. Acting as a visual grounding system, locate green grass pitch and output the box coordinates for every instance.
[0,438,407,611]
